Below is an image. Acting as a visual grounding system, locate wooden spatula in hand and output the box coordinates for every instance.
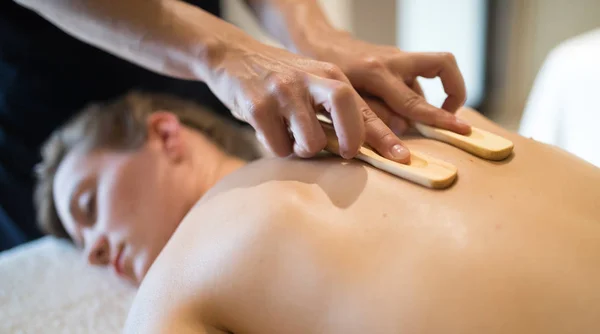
[320,122,458,189]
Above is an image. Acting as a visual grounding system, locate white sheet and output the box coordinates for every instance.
[0,236,136,333]
[519,28,600,167]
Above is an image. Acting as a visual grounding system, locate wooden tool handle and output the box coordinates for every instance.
[322,122,457,189]
[414,123,514,161]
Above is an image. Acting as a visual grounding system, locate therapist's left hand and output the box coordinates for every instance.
[305,32,472,136]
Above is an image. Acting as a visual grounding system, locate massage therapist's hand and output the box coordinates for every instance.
[300,32,472,136]
[209,40,411,162]
[14,0,410,162]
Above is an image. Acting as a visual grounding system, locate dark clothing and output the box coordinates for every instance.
[0,0,229,251]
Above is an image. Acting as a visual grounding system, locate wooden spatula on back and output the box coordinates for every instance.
[414,123,514,161]
[318,120,458,189]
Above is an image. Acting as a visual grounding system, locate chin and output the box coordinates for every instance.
[130,262,146,286]
[130,243,172,286]
[132,255,157,286]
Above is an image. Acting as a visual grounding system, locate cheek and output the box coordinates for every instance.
[100,155,180,237]
[100,157,161,228]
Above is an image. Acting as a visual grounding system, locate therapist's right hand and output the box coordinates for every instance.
[208,40,411,163]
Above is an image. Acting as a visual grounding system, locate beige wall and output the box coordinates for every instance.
[487,0,600,130]
[350,0,397,46]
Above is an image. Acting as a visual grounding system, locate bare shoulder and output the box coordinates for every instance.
[124,209,233,333]
[126,168,314,332]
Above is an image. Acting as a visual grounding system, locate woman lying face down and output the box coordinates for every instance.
[35,92,263,285]
[36,92,600,333]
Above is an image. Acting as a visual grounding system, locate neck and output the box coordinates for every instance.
[205,153,246,192]
[184,129,247,206]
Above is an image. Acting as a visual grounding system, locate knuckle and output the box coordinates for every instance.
[269,75,300,97]
[247,97,273,121]
[403,93,424,111]
[330,83,353,102]
[322,63,344,79]
[441,52,458,65]
[362,56,385,70]
[376,129,396,143]
[362,107,380,123]
[363,109,394,142]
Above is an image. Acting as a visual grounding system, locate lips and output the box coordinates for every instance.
[112,244,125,277]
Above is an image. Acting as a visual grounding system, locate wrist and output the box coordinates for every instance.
[196,33,270,105]
[187,34,232,82]
[158,0,260,84]
[288,24,335,55]
[291,28,352,60]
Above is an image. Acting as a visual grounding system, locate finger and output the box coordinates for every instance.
[392,78,424,133]
[259,121,294,157]
[287,104,328,158]
[364,96,410,136]
[308,77,364,159]
[248,102,293,157]
[406,52,466,113]
[367,74,471,135]
[407,80,424,129]
[411,79,425,97]
[324,66,409,137]
[362,106,411,164]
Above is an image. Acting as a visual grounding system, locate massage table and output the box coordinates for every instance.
[0,236,136,333]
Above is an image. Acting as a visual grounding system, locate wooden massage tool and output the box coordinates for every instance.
[316,115,514,190]
[413,123,514,161]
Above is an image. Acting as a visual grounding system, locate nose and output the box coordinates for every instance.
[86,234,111,266]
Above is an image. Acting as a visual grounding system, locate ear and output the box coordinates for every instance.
[146,111,184,162]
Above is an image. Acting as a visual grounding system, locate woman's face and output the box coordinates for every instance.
[53,140,191,285]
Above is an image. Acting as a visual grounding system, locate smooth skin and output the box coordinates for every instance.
[52,108,600,333]
[16,0,470,163]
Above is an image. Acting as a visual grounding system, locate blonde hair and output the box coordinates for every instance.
[34,91,262,240]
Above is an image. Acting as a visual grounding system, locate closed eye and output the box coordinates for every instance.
[79,190,97,226]
[87,191,97,222]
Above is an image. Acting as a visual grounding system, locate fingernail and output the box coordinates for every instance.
[390,144,410,160]
[340,148,353,159]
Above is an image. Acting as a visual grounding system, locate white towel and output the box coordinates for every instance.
[0,236,135,333]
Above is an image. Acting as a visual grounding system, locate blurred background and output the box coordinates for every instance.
[225,0,600,166]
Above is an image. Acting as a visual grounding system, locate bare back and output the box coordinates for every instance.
[126,108,600,334]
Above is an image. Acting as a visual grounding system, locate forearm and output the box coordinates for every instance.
[243,0,346,57]
[15,0,257,83]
